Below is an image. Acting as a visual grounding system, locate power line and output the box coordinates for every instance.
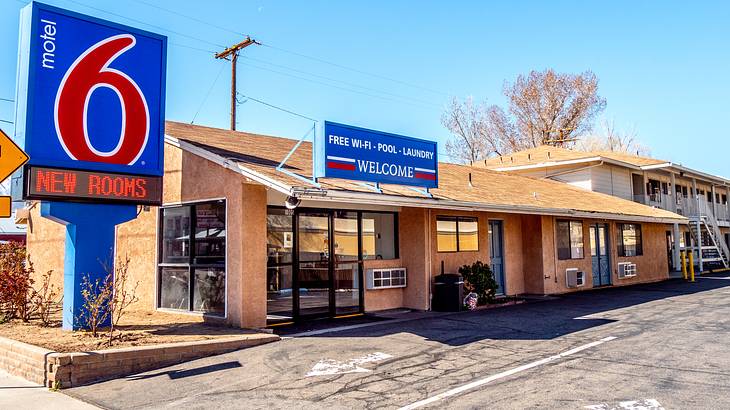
[239,60,440,111]
[113,0,449,98]
[241,56,441,108]
[190,62,227,125]
[0,120,13,124]
[236,92,318,123]
[0,98,13,103]
[63,0,225,49]
[261,43,450,97]
[130,0,251,38]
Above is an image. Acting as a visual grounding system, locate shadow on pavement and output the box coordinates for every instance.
[124,361,242,381]
[305,274,730,346]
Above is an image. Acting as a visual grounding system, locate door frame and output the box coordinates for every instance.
[488,219,506,295]
[590,223,612,287]
[294,208,365,320]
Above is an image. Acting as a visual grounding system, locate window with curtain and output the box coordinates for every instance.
[158,200,226,316]
[617,223,643,257]
[557,220,584,260]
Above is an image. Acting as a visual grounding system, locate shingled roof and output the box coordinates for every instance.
[164,121,685,223]
[481,145,666,169]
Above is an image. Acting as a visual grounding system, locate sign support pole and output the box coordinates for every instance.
[41,201,138,330]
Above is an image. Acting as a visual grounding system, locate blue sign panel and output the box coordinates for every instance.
[315,121,438,188]
[15,2,167,176]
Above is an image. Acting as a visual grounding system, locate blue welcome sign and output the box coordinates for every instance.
[15,2,167,177]
[315,121,438,188]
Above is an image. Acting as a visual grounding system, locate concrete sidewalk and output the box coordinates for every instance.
[0,369,98,410]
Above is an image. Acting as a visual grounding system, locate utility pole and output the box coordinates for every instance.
[215,37,259,131]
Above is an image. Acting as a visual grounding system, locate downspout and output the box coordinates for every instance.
[427,208,433,311]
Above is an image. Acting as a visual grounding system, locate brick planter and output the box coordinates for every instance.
[0,334,279,389]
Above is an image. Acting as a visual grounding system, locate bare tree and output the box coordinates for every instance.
[442,69,607,163]
[576,120,651,156]
[442,97,493,163]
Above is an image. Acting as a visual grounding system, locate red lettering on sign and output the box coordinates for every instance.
[88,175,100,195]
[101,176,113,195]
[63,172,76,193]
[135,178,147,198]
[50,172,64,193]
[55,35,149,165]
[36,170,50,193]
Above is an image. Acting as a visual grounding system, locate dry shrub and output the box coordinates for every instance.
[0,242,35,322]
[32,270,59,326]
[76,256,139,344]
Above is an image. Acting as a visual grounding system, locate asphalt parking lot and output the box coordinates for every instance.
[66,274,730,409]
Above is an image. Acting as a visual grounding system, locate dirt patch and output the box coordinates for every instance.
[0,309,261,353]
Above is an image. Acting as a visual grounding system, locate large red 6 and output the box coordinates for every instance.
[54,34,149,165]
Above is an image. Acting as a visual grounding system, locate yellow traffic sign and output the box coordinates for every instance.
[0,128,29,183]
[0,128,29,219]
[0,196,10,218]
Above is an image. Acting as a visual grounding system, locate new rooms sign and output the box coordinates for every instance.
[15,2,167,180]
[315,121,438,189]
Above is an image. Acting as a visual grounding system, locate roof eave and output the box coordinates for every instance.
[164,135,293,196]
[641,163,730,185]
[166,135,687,224]
[297,189,687,224]
[490,156,645,172]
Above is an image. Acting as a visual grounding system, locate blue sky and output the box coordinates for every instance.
[1,0,728,176]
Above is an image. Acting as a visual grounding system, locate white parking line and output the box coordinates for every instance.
[399,336,617,410]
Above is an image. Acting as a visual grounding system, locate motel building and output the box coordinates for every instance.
[21,122,687,329]
[478,146,730,274]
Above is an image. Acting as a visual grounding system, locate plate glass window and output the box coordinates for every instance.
[617,223,643,257]
[557,220,584,260]
[158,201,226,316]
[361,212,398,260]
[437,216,479,252]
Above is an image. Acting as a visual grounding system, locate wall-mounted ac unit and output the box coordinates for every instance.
[618,262,637,279]
[566,268,585,288]
[366,268,407,290]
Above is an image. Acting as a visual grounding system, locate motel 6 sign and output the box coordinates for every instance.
[15,2,166,205]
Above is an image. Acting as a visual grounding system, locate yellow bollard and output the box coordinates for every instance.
[681,251,687,280]
[689,252,695,282]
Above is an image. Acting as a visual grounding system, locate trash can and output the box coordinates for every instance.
[432,273,464,312]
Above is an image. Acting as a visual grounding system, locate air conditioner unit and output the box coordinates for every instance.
[366,268,407,290]
[618,262,637,279]
[566,268,585,288]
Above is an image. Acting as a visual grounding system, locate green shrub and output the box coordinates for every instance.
[459,261,498,305]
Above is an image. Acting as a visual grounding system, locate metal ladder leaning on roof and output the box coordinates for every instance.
[688,199,730,271]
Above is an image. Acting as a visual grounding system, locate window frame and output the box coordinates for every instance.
[436,216,480,253]
[360,211,400,261]
[556,219,585,260]
[157,199,227,317]
[617,223,643,257]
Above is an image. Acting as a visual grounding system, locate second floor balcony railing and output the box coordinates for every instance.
[631,192,729,223]
[676,196,730,223]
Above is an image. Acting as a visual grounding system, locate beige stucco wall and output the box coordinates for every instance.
[542,216,670,294]
[25,143,269,329]
[26,204,65,291]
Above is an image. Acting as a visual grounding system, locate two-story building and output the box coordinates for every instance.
[480,146,730,273]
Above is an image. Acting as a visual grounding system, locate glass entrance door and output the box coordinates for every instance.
[297,212,331,317]
[590,224,611,287]
[294,210,364,319]
[333,211,361,315]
